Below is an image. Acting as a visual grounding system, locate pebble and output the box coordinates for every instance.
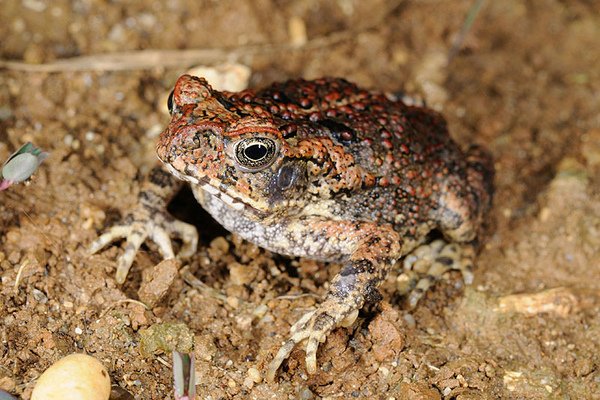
[247,367,262,383]
[31,354,111,400]
[298,386,315,400]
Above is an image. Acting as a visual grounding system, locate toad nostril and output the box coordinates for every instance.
[180,129,218,151]
[181,131,202,150]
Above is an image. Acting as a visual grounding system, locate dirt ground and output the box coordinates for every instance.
[1,0,599,399]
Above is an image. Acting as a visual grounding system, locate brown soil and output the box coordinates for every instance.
[1,1,599,399]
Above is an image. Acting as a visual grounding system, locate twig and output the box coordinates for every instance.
[156,355,172,368]
[0,0,404,73]
[13,259,30,293]
[180,266,228,303]
[447,0,486,64]
[0,33,351,73]
[273,293,320,301]
[100,298,150,318]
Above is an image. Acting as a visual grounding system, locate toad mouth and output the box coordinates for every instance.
[164,163,264,216]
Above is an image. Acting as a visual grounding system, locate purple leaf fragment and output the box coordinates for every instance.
[0,142,48,190]
[0,389,18,400]
[173,351,196,400]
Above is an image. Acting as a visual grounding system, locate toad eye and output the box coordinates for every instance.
[234,137,278,172]
[167,89,175,115]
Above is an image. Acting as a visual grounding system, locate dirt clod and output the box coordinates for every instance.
[138,258,179,308]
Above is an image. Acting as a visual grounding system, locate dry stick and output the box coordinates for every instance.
[180,266,228,303]
[13,259,29,293]
[447,0,486,64]
[0,31,351,72]
[99,298,150,318]
[274,293,320,301]
[155,355,172,368]
[0,0,404,72]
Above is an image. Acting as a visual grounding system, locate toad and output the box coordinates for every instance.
[91,75,493,381]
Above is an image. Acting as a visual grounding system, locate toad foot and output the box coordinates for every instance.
[267,299,360,382]
[90,166,198,283]
[398,239,475,308]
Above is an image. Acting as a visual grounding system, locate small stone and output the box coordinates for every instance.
[185,63,251,93]
[138,259,179,308]
[288,16,307,46]
[32,289,48,303]
[226,296,240,309]
[243,377,254,389]
[253,304,268,319]
[538,207,551,222]
[574,358,593,377]
[403,313,416,328]
[484,364,496,378]
[298,386,314,400]
[247,367,262,383]
[63,134,73,146]
[8,251,21,264]
[208,237,230,259]
[228,262,257,286]
[439,378,459,389]
[195,334,217,361]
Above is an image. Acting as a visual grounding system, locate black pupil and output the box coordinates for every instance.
[244,143,268,161]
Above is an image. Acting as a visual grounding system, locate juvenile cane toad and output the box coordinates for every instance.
[91,75,494,381]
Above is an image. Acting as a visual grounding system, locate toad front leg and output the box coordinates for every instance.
[90,165,198,283]
[266,220,402,382]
